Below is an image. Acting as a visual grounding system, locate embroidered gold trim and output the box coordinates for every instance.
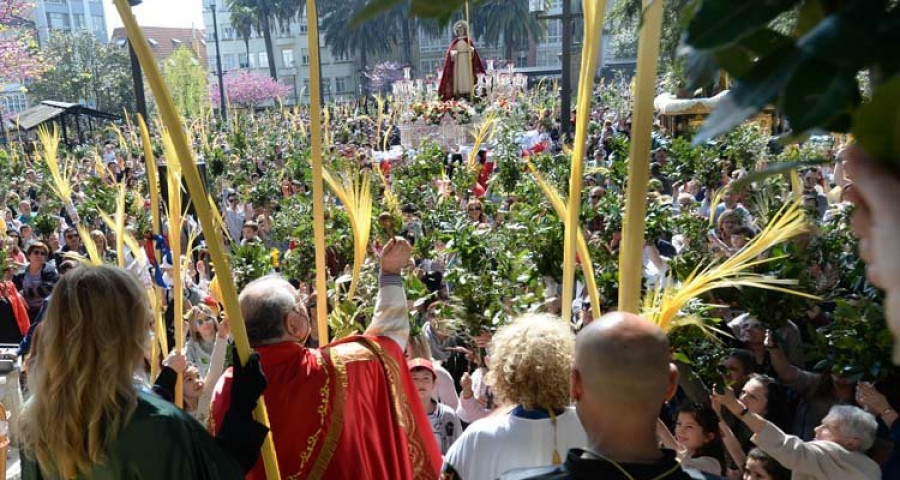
[292,348,330,479]
[307,345,349,480]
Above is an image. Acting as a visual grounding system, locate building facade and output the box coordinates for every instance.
[202,2,359,105]
[31,0,108,45]
[111,26,208,68]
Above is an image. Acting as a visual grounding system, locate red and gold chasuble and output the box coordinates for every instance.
[210,336,442,480]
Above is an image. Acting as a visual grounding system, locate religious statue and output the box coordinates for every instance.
[438,20,486,101]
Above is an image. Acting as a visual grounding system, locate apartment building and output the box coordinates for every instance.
[202,2,358,105]
[31,0,108,45]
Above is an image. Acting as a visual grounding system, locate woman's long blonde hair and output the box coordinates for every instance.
[19,265,149,478]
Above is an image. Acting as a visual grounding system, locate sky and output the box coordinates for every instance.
[103,0,206,36]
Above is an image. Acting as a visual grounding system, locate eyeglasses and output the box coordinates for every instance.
[30,250,47,256]
[65,234,79,240]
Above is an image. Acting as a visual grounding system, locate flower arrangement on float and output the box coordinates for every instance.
[406,100,476,126]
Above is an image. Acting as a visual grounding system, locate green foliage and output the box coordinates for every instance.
[33,212,58,238]
[493,122,523,195]
[27,30,136,115]
[229,242,275,290]
[668,319,729,390]
[807,298,893,381]
[164,46,210,119]
[663,137,722,189]
[685,0,899,173]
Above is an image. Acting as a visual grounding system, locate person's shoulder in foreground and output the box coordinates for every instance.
[21,389,244,480]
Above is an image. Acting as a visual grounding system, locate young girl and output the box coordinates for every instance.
[185,303,227,378]
[659,403,725,476]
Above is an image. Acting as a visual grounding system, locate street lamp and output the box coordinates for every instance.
[531,0,581,140]
[209,0,228,121]
[127,0,148,121]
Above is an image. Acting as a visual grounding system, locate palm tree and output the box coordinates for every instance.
[319,0,398,95]
[472,0,544,64]
[230,3,255,63]
[227,0,302,80]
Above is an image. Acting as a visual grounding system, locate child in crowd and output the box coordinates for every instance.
[743,448,790,480]
[409,358,462,454]
[659,403,726,476]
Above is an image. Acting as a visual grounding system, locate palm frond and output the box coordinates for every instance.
[323,168,373,300]
[643,201,818,332]
[37,125,74,203]
[527,161,602,315]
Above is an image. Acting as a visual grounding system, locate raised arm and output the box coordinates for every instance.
[765,329,799,383]
[365,237,412,350]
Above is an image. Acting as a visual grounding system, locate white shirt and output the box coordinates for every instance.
[444,406,588,480]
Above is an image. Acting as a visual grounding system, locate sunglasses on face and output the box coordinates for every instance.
[30,250,47,256]
[468,206,482,212]
[66,235,79,240]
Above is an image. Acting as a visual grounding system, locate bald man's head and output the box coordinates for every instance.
[575,312,673,406]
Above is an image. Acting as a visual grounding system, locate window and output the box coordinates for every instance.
[208,56,217,71]
[300,22,307,34]
[258,52,268,68]
[92,15,104,34]
[335,77,347,93]
[282,48,294,68]
[238,52,249,68]
[72,14,85,28]
[301,48,309,66]
[322,78,331,95]
[248,53,256,68]
[516,53,528,68]
[536,50,560,67]
[222,53,236,71]
[546,19,562,44]
[303,79,310,96]
[46,12,71,30]
[46,0,67,4]
[1,93,28,114]
[223,25,234,40]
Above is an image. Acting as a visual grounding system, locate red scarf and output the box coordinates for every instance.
[1,281,31,335]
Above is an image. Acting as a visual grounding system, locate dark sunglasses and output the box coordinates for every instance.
[30,250,47,256]
[65,234,79,239]
[468,206,482,212]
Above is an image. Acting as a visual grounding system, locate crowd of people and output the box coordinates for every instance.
[0,75,898,480]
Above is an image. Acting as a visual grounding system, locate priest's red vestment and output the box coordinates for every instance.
[210,279,442,480]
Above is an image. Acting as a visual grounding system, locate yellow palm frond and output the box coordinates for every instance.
[75,225,104,266]
[790,170,803,203]
[37,125,74,202]
[527,161,602,315]
[374,165,399,213]
[642,201,818,332]
[468,115,498,167]
[323,168,373,300]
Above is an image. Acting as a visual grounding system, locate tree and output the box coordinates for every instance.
[609,0,693,68]
[27,30,134,114]
[0,0,47,81]
[320,0,398,95]
[227,0,303,80]
[472,0,544,63]
[164,46,209,118]
[230,3,255,60]
[209,69,291,108]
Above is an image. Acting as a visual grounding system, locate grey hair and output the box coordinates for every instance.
[827,405,878,451]
[239,274,297,344]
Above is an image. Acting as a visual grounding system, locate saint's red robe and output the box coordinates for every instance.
[438,36,486,101]
[210,335,442,480]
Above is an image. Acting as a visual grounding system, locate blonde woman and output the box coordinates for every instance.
[442,314,588,480]
[18,265,268,478]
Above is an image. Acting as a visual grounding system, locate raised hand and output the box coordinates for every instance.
[380,237,412,275]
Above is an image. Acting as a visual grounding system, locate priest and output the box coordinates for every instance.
[210,237,442,480]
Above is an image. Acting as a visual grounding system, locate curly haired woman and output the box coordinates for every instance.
[18,265,268,478]
[442,314,587,480]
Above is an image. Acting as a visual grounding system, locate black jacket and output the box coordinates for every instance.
[501,449,720,480]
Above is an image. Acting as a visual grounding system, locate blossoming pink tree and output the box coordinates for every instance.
[209,70,292,108]
[0,0,47,81]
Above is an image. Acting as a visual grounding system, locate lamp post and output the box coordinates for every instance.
[209,0,228,121]
[531,0,581,140]
[127,0,148,121]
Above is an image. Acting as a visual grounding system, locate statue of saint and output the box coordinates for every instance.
[438,20,486,101]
